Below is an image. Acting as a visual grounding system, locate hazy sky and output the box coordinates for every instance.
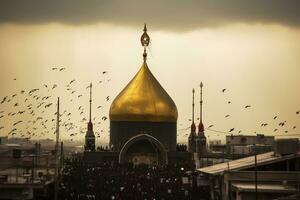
[0,1,299,145]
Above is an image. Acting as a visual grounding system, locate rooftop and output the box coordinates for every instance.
[232,183,297,193]
[197,151,300,175]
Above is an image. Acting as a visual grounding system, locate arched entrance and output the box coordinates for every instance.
[119,134,168,165]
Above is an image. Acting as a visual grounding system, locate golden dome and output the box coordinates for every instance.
[109,62,178,122]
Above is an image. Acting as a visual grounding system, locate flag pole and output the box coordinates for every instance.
[54,97,60,200]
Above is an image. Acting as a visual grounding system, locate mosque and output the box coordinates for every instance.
[84,25,206,166]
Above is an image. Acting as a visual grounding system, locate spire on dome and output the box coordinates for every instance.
[140,23,150,63]
[109,24,178,123]
[198,82,204,133]
[191,88,196,133]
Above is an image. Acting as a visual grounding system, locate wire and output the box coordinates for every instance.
[205,128,300,137]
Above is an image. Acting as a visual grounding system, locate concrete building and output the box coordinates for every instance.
[226,134,275,155]
[197,138,300,200]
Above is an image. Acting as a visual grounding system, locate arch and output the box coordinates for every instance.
[119,134,168,165]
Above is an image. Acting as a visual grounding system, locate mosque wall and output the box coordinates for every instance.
[110,121,177,152]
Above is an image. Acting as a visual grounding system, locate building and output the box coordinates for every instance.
[226,134,274,155]
[84,25,192,166]
[197,138,300,200]
[188,83,207,168]
[209,140,226,153]
[0,137,8,145]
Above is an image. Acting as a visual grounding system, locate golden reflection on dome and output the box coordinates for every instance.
[109,62,178,122]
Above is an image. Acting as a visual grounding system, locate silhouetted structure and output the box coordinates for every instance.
[84,83,95,152]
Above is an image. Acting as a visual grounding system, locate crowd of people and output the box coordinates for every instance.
[59,157,209,200]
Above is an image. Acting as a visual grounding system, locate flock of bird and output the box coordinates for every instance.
[180,87,299,139]
[0,67,112,141]
[0,66,299,143]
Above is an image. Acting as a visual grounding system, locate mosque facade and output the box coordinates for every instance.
[84,25,192,166]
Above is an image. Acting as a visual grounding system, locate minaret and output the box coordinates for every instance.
[85,83,95,151]
[198,82,204,134]
[188,88,196,153]
[197,82,207,156]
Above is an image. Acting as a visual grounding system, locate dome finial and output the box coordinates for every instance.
[140,23,150,62]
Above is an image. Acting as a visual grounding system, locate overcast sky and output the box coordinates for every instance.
[0,0,300,30]
[0,1,299,145]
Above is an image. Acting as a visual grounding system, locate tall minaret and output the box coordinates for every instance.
[85,83,95,152]
[198,82,204,134]
[188,88,196,153]
[197,82,207,156]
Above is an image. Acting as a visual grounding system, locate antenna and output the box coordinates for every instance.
[192,88,195,123]
[54,97,60,200]
[89,83,92,122]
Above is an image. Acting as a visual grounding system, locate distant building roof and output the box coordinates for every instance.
[4,144,21,147]
[232,183,297,193]
[197,151,300,175]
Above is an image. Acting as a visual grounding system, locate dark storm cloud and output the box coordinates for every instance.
[0,0,299,31]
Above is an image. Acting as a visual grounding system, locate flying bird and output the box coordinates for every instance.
[52,67,57,70]
[225,115,230,118]
[59,67,66,71]
[29,88,39,94]
[8,128,17,134]
[13,121,23,126]
[222,89,226,93]
[45,103,53,108]
[273,116,277,120]
[1,96,7,104]
[106,96,110,101]
[102,116,107,121]
[279,121,286,126]
[245,105,251,108]
[229,128,235,132]
[296,111,299,115]
[102,71,108,74]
